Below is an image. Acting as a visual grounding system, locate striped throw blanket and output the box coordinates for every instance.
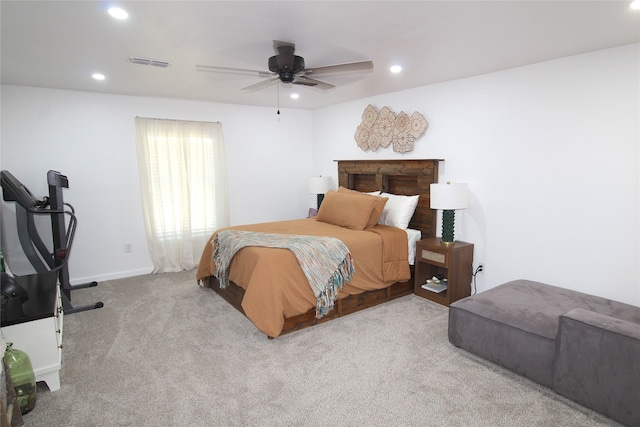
[213,230,354,318]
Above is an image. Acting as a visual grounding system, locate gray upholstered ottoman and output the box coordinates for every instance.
[448,279,640,426]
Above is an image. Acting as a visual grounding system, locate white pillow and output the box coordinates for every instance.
[366,191,381,196]
[378,192,419,229]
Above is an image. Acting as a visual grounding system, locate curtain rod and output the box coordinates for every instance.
[135,116,220,124]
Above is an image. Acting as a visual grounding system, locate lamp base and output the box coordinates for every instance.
[441,209,457,246]
[440,240,455,247]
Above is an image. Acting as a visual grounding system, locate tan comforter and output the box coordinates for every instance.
[196,218,410,337]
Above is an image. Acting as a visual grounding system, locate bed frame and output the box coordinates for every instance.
[206,159,442,337]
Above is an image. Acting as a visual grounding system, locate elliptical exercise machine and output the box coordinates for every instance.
[1,170,103,314]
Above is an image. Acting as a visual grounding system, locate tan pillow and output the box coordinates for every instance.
[337,187,387,228]
[316,189,379,230]
[368,196,388,227]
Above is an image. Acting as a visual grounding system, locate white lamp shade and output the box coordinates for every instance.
[430,183,468,210]
[309,176,332,194]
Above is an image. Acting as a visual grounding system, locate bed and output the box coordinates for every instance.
[196,159,442,338]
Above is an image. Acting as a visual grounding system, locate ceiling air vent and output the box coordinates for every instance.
[129,56,171,68]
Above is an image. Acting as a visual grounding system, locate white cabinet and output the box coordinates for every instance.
[1,273,63,391]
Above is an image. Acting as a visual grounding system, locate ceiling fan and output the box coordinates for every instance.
[196,40,373,91]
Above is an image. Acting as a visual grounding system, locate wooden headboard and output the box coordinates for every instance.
[336,159,442,239]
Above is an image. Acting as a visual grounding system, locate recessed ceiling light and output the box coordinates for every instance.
[108,7,128,19]
[92,73,105,80]
[390,65,402,73]
[631,0,640,10]
[290,93,299,100]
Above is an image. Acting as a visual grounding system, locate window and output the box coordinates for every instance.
[135,117,229,273]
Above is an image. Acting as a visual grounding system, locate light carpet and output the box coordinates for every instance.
[23,269,620,426]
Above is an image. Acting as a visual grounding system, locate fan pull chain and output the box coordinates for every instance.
[277,81,280,115]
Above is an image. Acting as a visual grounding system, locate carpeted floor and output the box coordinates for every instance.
[22,270,620,426]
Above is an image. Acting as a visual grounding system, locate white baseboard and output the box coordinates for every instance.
[70,267,154,286]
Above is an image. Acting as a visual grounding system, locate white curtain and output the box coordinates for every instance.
[135,117,229,273]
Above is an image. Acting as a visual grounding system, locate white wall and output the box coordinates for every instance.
[313,44,640,306]
[0,86,313,283]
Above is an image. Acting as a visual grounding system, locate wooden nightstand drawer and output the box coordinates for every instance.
[419,248,447,267]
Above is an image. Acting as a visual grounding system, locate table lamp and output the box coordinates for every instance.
[430,182,468,246]
[308,176,332,210]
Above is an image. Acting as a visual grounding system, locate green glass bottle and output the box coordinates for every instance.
[4,342,37,414]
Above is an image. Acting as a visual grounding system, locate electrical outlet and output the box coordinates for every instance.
[124,243,132,253]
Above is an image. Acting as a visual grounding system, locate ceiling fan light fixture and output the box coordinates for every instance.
[280,71,296,83]
[390,65,402,73]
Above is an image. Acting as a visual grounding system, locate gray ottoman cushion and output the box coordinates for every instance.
[448,279,640,388]
[554,309,640,427]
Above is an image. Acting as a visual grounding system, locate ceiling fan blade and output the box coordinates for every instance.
[305,60,373,76]
[241,77,278,91]
[196,64,272,78]
[293,76,335,90]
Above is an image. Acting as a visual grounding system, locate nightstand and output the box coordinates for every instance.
[414,237,474,306]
